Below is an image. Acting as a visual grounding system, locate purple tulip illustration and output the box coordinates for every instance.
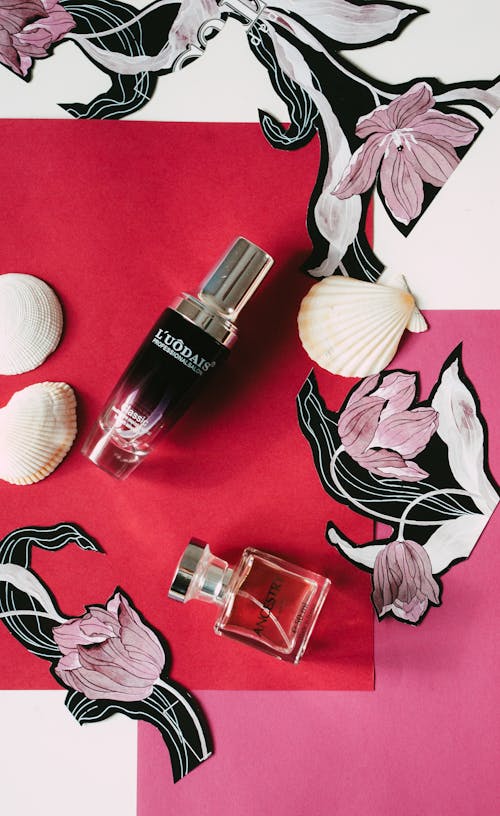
[53,591,165,702]
[333,82,479,225]
[372,539,440,623]
[337,371,439,482]
[0,0,75,77]
[0,524,213,781]
[298,349,499,624]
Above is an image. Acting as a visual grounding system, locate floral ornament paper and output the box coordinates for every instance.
[0,0,75,76]
[0,522,213,781]
[332,82,479,227]
[297,347,499,624]
[1,0,498,280]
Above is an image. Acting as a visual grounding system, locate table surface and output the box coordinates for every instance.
[0,2,499,815]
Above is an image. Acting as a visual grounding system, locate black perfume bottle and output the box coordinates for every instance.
[82,237,273,478]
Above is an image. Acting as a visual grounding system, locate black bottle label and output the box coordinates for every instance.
[103,308,229,448]
[152,323,217,375]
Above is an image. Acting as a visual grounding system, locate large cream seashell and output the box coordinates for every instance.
[298,274,427,377]
[0,273,63,375]
[0,382,77,485]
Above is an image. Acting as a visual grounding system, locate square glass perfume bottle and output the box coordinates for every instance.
[168,539,331,663]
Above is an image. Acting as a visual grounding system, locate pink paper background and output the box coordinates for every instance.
[138,312,499,814]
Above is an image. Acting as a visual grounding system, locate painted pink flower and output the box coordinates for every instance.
[338,371,439,481]
[0,0,75,77]
[372,539,440,623]
[333,82,478,224]
[52,592,165,701]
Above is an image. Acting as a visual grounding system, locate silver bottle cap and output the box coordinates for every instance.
[168,540,233,605]
[198,237,273,320]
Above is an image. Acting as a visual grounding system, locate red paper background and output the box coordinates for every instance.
[0,120,373,690]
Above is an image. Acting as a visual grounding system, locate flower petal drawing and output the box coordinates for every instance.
[333,134,388,197]
[338,370,438,481]
[379,138,425,224]
[372,539,440,623]
[0,0,45,34]
[404,135,460,186]
[373,371,416,415]
[334,81,479,224]
[372,407,439,458]
[53,592,165,701]
[410,109,480,146]
[0,0,74,76]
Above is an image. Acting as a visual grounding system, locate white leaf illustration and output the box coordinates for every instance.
[431,358,498,515]
[423,514,490,575]
[0,564,65,622]
[327,525,384,569]
[68,0,222,75]
[436,80,500,115]
[269,0,417,45]
[267,28,361,273]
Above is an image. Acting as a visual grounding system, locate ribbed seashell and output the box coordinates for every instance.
[298,274,427,377]
[0,273,63,375]
[0,382,77,485]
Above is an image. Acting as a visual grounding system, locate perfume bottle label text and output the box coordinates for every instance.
[111,404,147,432]
[253,580,282,637]
[153,329,217,376]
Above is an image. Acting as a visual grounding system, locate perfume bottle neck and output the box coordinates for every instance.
[174,295,238,349]
[168,540,234,605]
[198,560,234,605]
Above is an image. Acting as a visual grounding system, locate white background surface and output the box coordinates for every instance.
[1,692,137,815]
[0,2,498,814]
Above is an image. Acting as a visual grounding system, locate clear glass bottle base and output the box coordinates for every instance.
[81,422,147,480]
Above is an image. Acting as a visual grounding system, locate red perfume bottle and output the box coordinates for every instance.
[169,540,331,663]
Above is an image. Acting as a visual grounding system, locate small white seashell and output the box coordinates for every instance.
[298,275,428,377]
[0,382,77,485]
[0,273,63,375]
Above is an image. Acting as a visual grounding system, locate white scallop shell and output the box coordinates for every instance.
[0,382,77,485]
[298,274,428,377]
[0,273,63,375]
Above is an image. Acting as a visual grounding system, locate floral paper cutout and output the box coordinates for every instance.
[0,0,75,76]
[337,370,439,481]
[1,1,498,279]
[332,82,479,226]
[0,522,213,781]
[297,347,498,624]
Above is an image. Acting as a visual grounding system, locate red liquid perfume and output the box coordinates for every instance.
[169,540,331,663]
[82,237,273,479]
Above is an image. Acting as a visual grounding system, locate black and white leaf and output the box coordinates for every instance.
[297,371,479,536]
[0,523,101,660]
[66,678,213,782]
